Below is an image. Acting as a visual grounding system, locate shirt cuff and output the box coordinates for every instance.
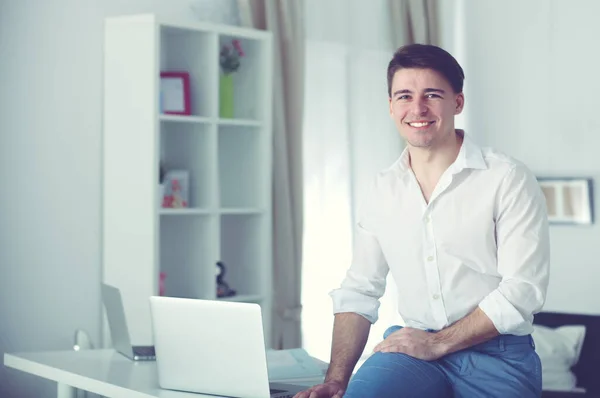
[478,289,532,335]
[329,288,380,324]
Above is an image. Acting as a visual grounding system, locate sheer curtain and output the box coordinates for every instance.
[301,0,404,362]
[238,0,305,349]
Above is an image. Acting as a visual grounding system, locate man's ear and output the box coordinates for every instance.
[455,92,465,115]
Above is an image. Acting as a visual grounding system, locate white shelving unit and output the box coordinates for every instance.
[102,14,273,346]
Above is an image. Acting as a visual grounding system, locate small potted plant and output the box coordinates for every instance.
[219,39,245,118]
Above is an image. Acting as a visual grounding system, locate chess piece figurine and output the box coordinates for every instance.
[216,261,236,298]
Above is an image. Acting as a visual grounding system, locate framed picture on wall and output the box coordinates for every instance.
[160,71,191,115]
[537,177,594,225]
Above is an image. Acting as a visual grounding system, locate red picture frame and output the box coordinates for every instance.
[160,71,191,115]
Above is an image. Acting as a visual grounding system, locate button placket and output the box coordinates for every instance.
[424,213,435,262]
[422,207,448,326]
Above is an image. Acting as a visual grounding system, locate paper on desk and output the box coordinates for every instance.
[266,348,324,381]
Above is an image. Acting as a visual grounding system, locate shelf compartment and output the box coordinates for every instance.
[217,125,264,208]
[160,27,217,117]
[218,34,268,120]
[160,215,217,299]
[160,121,214,209]
[219,214,268,298]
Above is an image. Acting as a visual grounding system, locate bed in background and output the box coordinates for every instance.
[534,311,600,398]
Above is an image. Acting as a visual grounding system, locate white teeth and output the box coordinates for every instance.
[409,122,431,127]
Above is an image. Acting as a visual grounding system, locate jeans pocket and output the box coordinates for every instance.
[502,345,540,375]
[505,348,543,395]
[527,351,541,377]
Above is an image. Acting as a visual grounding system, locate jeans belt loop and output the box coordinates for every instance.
[499,336,505,351]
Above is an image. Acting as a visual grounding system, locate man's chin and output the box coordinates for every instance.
[400,130,434,147]
[406,139,434,148]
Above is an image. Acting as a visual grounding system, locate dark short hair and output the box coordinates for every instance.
[387,44,465,96]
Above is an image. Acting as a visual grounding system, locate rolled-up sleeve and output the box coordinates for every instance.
[478,164,550,335]
[330,181,389,324]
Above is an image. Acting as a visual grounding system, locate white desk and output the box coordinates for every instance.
[4,349,323,398]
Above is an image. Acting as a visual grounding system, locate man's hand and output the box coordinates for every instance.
[372,327,448,361]
[293,380,345,398]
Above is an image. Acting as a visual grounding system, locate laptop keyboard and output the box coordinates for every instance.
[134,346,155,356]
[270,388,293,398]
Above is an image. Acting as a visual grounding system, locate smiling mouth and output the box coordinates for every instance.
[407,121,435,128]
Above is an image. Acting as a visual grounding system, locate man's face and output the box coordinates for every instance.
[389,68,464,149]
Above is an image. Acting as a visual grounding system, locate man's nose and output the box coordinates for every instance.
[411,99,428,115]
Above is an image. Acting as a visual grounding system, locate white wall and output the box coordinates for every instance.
[0,1,238,397]
[460,0,600,314]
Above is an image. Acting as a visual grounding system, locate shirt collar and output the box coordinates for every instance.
[452,130,488,172]
[395,130,487,177]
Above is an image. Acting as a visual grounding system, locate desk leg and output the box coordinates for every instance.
[57,382,75,398]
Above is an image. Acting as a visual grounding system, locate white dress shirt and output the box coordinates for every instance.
[330,132,550,336]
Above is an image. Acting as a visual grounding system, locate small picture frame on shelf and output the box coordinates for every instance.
[160,71,191,115]
[537,177,594,225]
[162,170,190,208]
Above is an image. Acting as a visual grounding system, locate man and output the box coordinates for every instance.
[294,44,549,398]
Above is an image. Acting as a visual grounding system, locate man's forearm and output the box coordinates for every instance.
[434,307,499,355]
[325,312,371,388]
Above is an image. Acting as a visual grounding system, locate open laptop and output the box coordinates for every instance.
[101,283,156,361]
[149,296,306,398]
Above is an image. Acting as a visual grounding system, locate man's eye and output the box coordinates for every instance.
[426,94,441,99]
[397,95,410,100]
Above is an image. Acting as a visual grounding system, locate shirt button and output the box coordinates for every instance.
[433,294,440,300]
[427,256,434,262]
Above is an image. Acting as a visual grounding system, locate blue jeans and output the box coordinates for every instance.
[344,326,542,398]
